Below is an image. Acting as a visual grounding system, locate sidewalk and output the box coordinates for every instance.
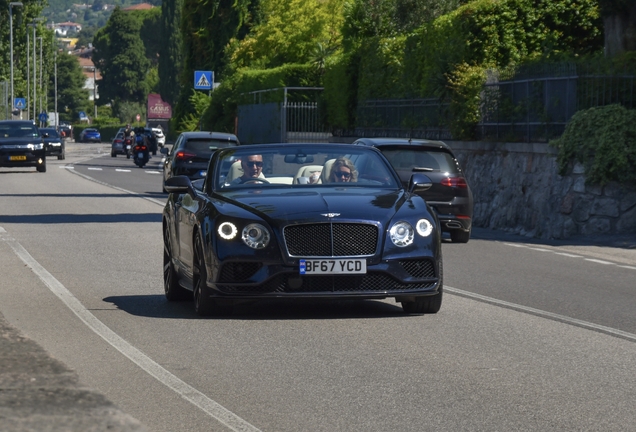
[0,313,147,431]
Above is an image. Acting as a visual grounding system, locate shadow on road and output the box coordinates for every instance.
[0,213,161,224]
[102,294,416,321]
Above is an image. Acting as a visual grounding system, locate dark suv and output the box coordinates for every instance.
[354,138,473,242]
[0,120,47,173]
[161,131,239,193]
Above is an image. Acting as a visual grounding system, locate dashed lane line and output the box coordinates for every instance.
[504,242,636,271]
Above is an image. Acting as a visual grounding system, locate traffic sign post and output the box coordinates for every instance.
[38,111,48,125]
[14,98,26,110]
[194,71,213,90]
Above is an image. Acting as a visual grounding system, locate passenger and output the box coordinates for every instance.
[328,157,358,183]
[232,154,265,184]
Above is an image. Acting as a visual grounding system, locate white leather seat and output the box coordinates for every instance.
[294,165,323,184]
[320,159,336,184]
[226,160,265,182]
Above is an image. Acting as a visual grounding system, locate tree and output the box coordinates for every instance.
[76,25,99,49]
[48,51,90,121]
[227,0,344,70]
[599,0,636,56]
[158,0,183,106]
[92,7,150,104]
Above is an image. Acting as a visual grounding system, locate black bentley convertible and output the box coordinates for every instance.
[162,143,443,315]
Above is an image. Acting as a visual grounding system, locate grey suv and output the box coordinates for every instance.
[354,138,473,242]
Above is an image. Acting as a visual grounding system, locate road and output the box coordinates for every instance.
[1,142,635,431]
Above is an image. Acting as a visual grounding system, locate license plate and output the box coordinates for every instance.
[137,153,143,158]
[9,155,27,161]
[299,259,367,275]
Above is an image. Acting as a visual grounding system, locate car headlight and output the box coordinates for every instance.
[217,222,238,240]
[389,221,414,247]
[28,143,44,150]
[242,223,270,249]
[416,219,434,237]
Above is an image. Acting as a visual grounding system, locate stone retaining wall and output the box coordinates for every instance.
[447,141,636,239]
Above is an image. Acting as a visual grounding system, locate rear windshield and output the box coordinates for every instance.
[41,129,60,138]
[185,139,238,152]
[379,148,459,174]
[0,124,40,138]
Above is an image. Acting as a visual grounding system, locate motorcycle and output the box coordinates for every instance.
[124,137,134,159]
[133,140,150,168]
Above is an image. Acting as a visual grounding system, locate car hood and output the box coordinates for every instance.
[219,187,408,224]
[0,137,41,146]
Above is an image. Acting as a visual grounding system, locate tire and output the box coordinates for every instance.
[58,150,65,160]
[192,233,231,316]
[402,260,443,314]
[111,151,116,157]
[36,163,46,173]
[163,224,189,301]
[450,228,470,243]
[126,153,130,159]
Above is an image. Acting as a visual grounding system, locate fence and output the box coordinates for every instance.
[237,87,330,144]
[479,63,636,142]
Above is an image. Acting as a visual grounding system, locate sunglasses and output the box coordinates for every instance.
[245,161,263,167]
[334,171,351,179]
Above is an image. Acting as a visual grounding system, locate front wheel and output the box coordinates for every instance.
[402,261,443,314]
[164,224,189,301]
[36,163,46,173]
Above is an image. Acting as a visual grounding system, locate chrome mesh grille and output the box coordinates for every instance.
[284,223,378,257]
[218,262,262,282]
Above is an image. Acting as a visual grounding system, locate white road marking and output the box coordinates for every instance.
[554,252,583,258]
[504,242,632,269]
[88,167,102,171]
[585,258,613,265]
[145,170,161,174]
[0,228,260,432]
[60,166,74,169]
[445,285,636,342]
[115,169,131,172]
[617,265,636,270]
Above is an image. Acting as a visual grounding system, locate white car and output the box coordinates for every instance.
[152,127,166,147]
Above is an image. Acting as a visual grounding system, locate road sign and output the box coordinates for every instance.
[38,112,48,123]
[194,71,213,90]
[79,111,87,120]
[14,98,26,110]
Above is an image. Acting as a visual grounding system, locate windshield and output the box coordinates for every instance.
[213,146,399,190]
[185,139,238,152]
[0,124,40,138]
[41,129,60,138]
[380,148,459,174]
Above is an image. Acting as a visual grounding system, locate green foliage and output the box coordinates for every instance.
[92,7,151,104]
[138,9,162,67]
[322,51,360,129]
[179,92,212,132]
[446,63,489,139]
[159,0,183,106]
[113,100,146,124]
[551,105,636,186]
[226,0,344,71]
[48,51,91,121]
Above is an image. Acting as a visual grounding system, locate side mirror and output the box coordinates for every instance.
[41,133,49,138]
[408,173,433,194]
[165,175,196,196]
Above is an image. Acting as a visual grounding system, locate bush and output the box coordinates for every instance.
[551,105,636,186]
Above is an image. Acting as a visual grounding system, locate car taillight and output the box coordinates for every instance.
[175,151,196,161]
[441,177,468,188]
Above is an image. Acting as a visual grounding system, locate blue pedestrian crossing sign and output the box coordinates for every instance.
[14,98,26,110]
[39,112,48,123]
[194,71,213,90]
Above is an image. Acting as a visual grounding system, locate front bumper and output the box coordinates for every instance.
[45,142,63,156]
[0,149,46,168]
[210,259,441,300]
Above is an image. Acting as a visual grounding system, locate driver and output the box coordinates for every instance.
[231,154,265,184]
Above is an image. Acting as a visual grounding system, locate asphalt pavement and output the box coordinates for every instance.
[1,166,635,432]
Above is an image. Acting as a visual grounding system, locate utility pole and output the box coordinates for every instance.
[54,50,58,127]
[39,36,43,120]
[9,2,24,118]
[93,67,97,119]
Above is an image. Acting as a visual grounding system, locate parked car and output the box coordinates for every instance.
[79,128,101,143]
[162,143,443,316]
[161,131,239,193]
[353,138,473,243]
[0,120,47,172]
[39,127,65,160]
[111,130,126,157]
[151,127,166,147]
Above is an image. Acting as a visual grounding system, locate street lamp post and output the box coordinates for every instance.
[92,67,97,119]
[27,18,44,121]
[38,36,43,119]
[9,2,24,118]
